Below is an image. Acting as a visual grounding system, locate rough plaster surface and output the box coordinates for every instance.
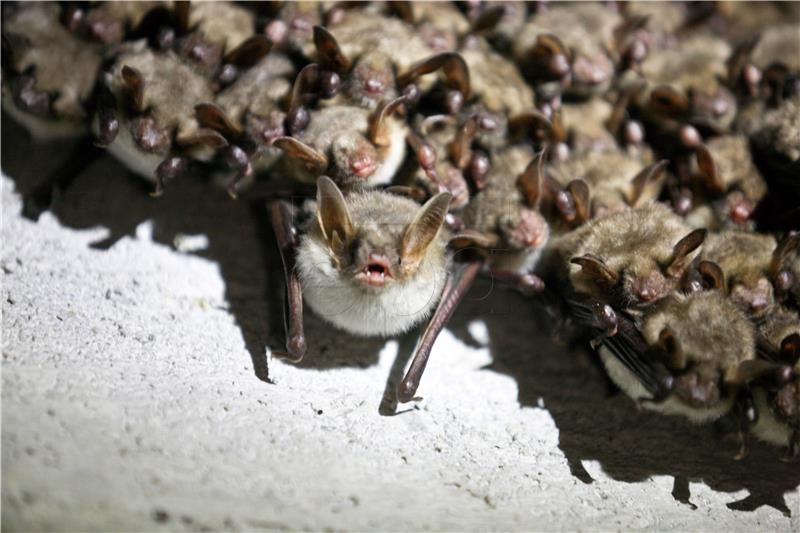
[1,123,799,531]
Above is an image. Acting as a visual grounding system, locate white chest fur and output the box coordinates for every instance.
[296,236,446,337]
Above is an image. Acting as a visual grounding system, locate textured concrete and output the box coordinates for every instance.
[2,124,799,531]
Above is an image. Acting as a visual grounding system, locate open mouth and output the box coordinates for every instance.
[355,256,393,287]
[349,155,377,178]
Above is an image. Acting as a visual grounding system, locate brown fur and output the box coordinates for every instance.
[641,291,756,383]
[278,104,405,187]
[559,98,617,154]
[752,96,800,163]
[513,3,619,94]
[701,231,775,289]
[566,203,697,306]
[109,43,215,145]
[461,40,534,116]
[752,24,800,72]
[549,148,660,216]
[216,55,295,125]
[188,1,255,53]
[460,146,548,251]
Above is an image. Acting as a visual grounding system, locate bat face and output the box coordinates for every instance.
[296,177,452,337]
[513,3,620,98]
[549,149,665,219]
[640,291,756,416]
[684,137,767,230]
[2,3,103,139]
[275,102,407,189]
[265,1,321,53]
[700,231,778,318]
[95,42,220,183]
[568,204,704,308]
[309,13,435,110]
[460,39,534,117]
[639,34,736,134]
[459,146,550,272]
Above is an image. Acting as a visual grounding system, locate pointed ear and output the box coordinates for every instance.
[448,229,499,250]
[695,144,725,194]
[697,260,725,291]
[566,179,590,225]
[175,127,230,148]
[274,137,329,174]
[606,82,645,135]
[570,254,619,289]
[286,63,320,134]
[508,110,554,142]
[770,231,800,281]
[629,159,668,205]
[121,65,145,111]
[531,33,571,78]
[316,176,354,252]
[448,116,477,169]
[195,102,243,138]
[665,228,706,278]
[401,192,452,271]
[224,35,271,67]
[313,26,350,72]
[517,149,546,209]
[470,5,505,34]
[368,96,406,146]
[396,52,470,99]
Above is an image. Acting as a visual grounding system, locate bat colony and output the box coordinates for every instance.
[3,1,799,461]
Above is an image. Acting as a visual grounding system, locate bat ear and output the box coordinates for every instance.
[274,136,329,174]
[448,116,477,168]
[316,176,355,254]
[224,35,271,67]
[665,228,706,278]
[368,96,407,146]
[570,254,619,289]
[121,65,145,111]
[629,159,668,206]
[470,5,505,34]
[313,26,351,72]
[770,231,800,281]
[396,52,470,100]
[195,102,243,138]
[401,192,452,272]
[657,327,686,370]
[695,144,726,194]
[516,149,546,209]
[697,260,725,291]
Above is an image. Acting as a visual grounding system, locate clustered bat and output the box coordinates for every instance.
[3,1,800,462]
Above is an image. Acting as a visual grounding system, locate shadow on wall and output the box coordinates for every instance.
[446,284,800,517]
[2,115,396,381]
[3,116,799,517]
